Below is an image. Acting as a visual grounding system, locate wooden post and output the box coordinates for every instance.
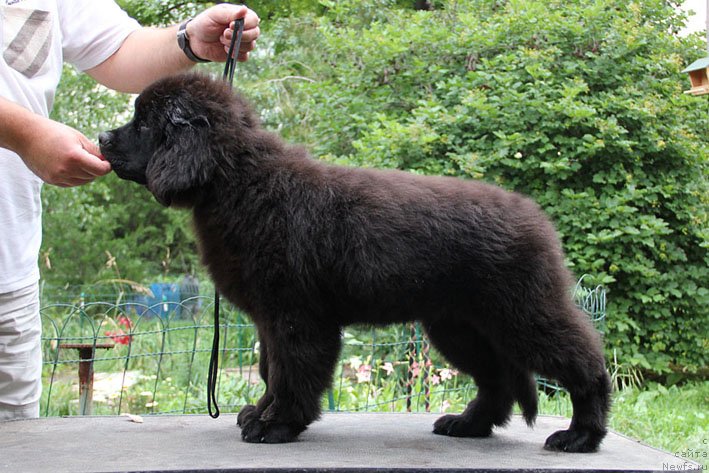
[59,343,115,415]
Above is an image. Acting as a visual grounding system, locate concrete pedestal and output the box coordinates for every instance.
[0,413,701,472]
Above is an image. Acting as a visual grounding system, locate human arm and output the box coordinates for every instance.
[86,4,260,93]
[0,4,260,187]
[0,96,110,187]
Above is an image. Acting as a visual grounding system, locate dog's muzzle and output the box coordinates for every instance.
[98,131,112,149]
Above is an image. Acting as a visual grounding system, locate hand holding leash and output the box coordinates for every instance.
[182,4,259,63]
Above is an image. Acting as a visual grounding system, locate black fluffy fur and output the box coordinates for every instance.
[99,72,611,452]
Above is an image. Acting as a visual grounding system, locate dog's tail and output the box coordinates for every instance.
[513,371,538,427]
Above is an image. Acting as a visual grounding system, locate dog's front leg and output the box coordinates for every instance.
[237,316,341,443]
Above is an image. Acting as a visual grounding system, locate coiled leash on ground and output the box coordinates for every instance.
[207,16,245,420]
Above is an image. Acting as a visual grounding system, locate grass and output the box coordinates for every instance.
[610,381,708,467]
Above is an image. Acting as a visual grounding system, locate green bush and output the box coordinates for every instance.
[246,0,708,372]
[41,0,707,373]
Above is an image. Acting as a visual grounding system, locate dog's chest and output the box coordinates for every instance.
[192,207,291,313]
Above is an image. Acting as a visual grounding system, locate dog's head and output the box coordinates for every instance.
[99,72,256,207]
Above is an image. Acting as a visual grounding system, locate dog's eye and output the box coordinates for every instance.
[139,125,150,134]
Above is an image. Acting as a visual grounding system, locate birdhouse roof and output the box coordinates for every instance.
[682,56,709,73]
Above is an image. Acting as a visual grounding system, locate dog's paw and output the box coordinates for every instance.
[433,414,492,438]
[240,417,303,444]
[237,404,258,427]
[544,428,604,453]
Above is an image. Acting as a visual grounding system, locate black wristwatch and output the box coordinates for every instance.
[177,19,210,63]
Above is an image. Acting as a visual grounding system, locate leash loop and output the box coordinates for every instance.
[207,16,245,419]
[207,289,221,418]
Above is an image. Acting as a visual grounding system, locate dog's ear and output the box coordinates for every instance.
[146,99,216,207]
[167,100,211,129]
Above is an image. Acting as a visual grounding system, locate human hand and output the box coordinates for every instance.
[19,118,111,187]
[187,4,261,62]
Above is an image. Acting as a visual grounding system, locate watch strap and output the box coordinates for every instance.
[177,19,210,63]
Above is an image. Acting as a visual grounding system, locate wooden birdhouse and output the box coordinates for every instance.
[682,56,709,96]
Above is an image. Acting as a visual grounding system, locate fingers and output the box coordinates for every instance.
[231,15,260,34]
[245,8,261,30]
[208,4,260,31]
[188,4,260,63]
[49,151,112,187]
[223,24,260,45]
[46,138,111,187]
[220,4,260,54]
[221,4,260,30]
[220,45,253,63]
[54,177,94,188]
[221,24,258,60]
[224,25,260,49]
[77,152,112,179]
[20,116,112,187]
[76,135,112,178]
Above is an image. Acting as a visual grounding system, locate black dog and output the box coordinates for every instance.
[99,72,610,452]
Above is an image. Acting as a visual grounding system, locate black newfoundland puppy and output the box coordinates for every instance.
[99,72,610,452]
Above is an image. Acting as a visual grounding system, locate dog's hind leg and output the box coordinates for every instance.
[424,320,530,437]
[499,301,611,453]
[543,368,610,453]
[238,315,342,444]
[533,308,611,453]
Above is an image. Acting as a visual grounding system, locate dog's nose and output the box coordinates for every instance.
[98,131,112,148]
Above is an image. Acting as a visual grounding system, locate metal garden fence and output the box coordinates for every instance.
[39,277,606,418]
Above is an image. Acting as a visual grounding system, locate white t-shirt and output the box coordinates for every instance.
[0,0,140,293]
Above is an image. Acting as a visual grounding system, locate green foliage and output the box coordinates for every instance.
[42,0,708,372]
[116,0,212,25]
[244,0,708,372]
[243,0,326,21]
[611,381,709,466]
[116,0,329,25]
[41,171,200,285]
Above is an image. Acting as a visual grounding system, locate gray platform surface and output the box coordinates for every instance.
[0,413,701,473]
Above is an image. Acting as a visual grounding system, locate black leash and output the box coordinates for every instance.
[223,17,245,89]
[207,289,221,418]
[207,16,245,420]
